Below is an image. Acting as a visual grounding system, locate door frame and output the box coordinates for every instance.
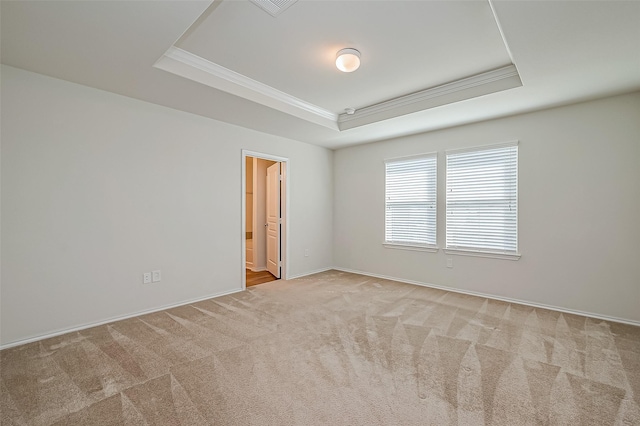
[241,150,289,290]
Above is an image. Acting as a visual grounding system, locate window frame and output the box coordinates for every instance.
[444,141,521,260]
[383,152,438,252]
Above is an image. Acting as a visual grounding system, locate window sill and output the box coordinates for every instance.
[444,248,521,261]
[383,243,439,253]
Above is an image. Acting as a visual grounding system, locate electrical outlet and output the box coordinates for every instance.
[143,272,152,284]
[152,270,161,282]
[304,249,309,257]
[446,258,453,269]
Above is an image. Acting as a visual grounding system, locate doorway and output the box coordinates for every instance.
[242,151,288,289]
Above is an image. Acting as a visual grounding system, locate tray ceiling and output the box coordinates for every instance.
[1,1,639,148]
[156,0,521,130]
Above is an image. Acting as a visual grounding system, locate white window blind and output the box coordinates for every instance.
[446,143,518,255]
[385,154,437,248]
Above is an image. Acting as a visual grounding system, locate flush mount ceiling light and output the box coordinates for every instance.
[335,48,361,73]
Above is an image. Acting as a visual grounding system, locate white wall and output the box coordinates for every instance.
[0,65,333,346]
[334,92,640,323]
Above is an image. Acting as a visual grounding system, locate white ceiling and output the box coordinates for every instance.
[179,1,511,112]
[2,1,639,149]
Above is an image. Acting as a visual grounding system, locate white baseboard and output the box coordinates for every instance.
[4,267,636,350]
[287,267,334,280]
[332,267,640,327]
[2,266,332,350]
[0,288,243,351]
[250,266,267,272]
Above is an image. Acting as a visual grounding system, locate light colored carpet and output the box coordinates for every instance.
[1,270,639,425]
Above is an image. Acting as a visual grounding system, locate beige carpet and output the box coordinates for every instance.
[1,270,639,425]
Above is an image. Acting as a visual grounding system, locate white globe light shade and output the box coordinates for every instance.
[335,48,361,73]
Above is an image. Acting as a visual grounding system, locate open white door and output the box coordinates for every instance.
[266,162,281,278]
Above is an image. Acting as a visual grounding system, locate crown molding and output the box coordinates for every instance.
[154,46,339,130]
[488,0,522,79]
[154,47,521,133]
[337,64,522,130]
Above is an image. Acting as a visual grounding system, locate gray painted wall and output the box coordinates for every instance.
[2,63,638,347]
[1,66,334,346]
[334,92,640,323]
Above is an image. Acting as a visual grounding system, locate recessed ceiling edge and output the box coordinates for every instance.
[153,47,339,130]
[153,49,521,133]
[338,65,522,130]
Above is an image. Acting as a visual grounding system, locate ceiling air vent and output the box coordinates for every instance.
[249,0,298,17]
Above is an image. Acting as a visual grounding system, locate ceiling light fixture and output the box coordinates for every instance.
[335,48,361,73]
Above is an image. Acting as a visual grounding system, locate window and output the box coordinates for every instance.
[384,154,437,250]
[446,142,519,259]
